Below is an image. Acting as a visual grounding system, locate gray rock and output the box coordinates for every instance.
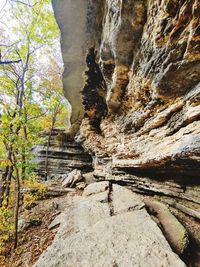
[48,213,64,230]
[112,184,145,215]
[18,217,42,232]
[62,169,83,188]
[76,182,86,190]
[82,172,95,185]
[83,181,109,196]
[34,183,185,267]
[18,219,28,232]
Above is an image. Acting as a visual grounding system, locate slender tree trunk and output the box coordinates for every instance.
[44,126,53,181]
[0,165,9,207]
[5,165,14,208]
[21,153,26,180]
[0,151,13,207]
[21,125,28,181]
[13,155,20,249]
[0,173,7,207]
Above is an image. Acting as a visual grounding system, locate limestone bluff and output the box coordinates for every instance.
[34,1,200,266]
[52,0,200,177]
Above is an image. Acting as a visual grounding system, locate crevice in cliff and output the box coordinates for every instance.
[82,47,108,133]
[104,171,200,207]
[170,208,200,267]
[117,160,200,179]
[167,112,200,136]
[108,182,114,216]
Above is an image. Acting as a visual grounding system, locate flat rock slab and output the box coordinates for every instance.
[34,182,186,267]
[112,184,145,214]
[83,181,109,196]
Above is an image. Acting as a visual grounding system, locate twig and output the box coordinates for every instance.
[0,0,8,16]
[0,41,21,48]
[0,59,21,65]
[9,0,40,8]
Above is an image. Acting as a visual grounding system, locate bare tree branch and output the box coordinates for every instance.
[27,110,48,121]
[0,41,21,48]
[0,59,21,65]
[9,0,39,8]
[0,0,8,15]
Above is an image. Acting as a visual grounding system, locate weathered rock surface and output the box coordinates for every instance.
[52,0,200,207]
[144,199,188,255]
[34,183,186,267]
[62,169,83,188]
[83,180,109,196]
[50,1,200,266]
[32,128,92,179]
[52,0,103,132]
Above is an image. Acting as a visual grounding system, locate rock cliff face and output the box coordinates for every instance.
[32,128,92,179]
[45,0,200,266]
[52,0,200,177]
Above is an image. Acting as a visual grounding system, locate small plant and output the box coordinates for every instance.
[23,173,47,208]
[0,204,14,254]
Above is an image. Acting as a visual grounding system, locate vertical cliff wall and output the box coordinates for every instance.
[52,0,104,133]
[77,0,200,173]
[51,1,200,264]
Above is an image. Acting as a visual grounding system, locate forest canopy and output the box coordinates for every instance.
[0,0,69,255]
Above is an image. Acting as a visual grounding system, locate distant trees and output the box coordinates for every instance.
[39,58,70,180]
[0,0,69,252]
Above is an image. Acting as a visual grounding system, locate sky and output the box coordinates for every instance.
[0,1,17,44]
[0,0,7,10]
[0,0,10,21]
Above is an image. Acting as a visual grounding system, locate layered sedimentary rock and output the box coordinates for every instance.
[32,128,92,179]
[50,0,200,265]
[34,183,186,267]
[52,0,200,177]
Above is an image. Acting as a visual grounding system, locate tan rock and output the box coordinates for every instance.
[145,199,189,255]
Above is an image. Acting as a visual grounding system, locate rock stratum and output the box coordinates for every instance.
[32,128,92,179]
[34,1,200,266]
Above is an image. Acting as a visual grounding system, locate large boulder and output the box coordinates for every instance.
[62,169,83,188]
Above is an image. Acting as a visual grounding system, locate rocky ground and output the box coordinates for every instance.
[24,128,200,267]
[1,174,199,267]
[0,181,79,267]
[33,181,198,267]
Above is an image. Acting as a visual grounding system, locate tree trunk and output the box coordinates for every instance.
[21,125,28,181]
[5,165,14,208]
[0,151,13,207]
[13,159,20,249]
[0,173,7,207]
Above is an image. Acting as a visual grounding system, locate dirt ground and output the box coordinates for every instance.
[0,190,78,267]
